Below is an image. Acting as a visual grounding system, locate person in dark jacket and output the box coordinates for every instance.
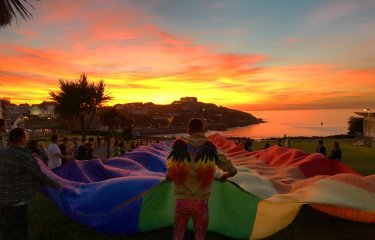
[316,140,326,156]
[0,128,54,240]
[76,141,94,160]
[26,139,49,164]
[328,141,342,161]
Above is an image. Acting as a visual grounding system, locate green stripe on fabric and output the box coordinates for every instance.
[208,181,259,239]
[139,181,175,231]
[139,180,260,239]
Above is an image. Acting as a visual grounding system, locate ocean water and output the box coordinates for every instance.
[208,108,362,139]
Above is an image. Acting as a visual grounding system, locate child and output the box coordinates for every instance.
[166,118,237,240]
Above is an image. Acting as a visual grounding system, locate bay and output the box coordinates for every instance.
[208,108,362,139]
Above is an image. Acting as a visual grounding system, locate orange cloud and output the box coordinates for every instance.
[1,0,374,111]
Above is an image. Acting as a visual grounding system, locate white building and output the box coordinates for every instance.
[356,110,375,147]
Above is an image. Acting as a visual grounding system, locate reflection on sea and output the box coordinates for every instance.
[208,108,361,139]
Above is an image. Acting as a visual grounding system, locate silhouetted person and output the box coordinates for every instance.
[70,137,80,159]
[76,141,94,160]
[96,135,101,148]
[0,128,55,240]
[316,140,326,156]
[264,141,271,149]
[26,139,49,164]
[0,119,7,148]
[58,137,69,165]
[328,141,342,161]
[119,140,125,154]
[244,138,252,152]
[47,134,70,169]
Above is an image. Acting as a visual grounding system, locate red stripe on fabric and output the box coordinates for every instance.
[208,134,359,178]
[311,204,375,223]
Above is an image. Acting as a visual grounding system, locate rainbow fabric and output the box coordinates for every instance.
[37,134,375,239]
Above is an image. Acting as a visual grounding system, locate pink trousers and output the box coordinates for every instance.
[173,199,209,240]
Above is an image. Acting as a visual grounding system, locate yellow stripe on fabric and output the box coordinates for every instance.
[250,201,301,240]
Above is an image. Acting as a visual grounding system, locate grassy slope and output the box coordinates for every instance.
[29,139,375,240]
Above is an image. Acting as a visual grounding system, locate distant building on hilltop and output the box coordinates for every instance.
[172,97,198,105]
[180,97,197,103]
[38,101,56,117]
[11,103,31,115]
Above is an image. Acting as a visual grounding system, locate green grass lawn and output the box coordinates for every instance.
[28,138,375,240]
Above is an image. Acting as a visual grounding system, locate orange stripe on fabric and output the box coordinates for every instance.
[311,204,375,223]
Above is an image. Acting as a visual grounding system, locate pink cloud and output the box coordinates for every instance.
[2,0,373,110]
[286,37,301,44]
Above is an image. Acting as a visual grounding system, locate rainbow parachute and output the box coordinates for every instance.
[37,134,375,239]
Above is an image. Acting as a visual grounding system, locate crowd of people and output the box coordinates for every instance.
[0,117,345,239]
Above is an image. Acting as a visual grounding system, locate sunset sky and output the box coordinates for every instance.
[1,0,375,111]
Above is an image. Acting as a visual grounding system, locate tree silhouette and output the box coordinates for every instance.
[0,0,36,27]
[50,73,112,141]
[348,116,363,136]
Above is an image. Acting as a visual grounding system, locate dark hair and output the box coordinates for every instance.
[50,133,59,142]
[318,140,323,144]
[63,137,68,141]
[9,127,26,144]
[188,118,204,133]
[0,119,5,128]
[88,137,94,142]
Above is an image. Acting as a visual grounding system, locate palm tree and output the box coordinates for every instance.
[50,73,112,141]
[0,0,36,27]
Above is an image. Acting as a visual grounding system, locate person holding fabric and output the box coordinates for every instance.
[58,137,69,165]
[0,128,53,239]
[47,133,71,169]
[26,139,49,164]
[166,118,237,240]
[76,141,95,160]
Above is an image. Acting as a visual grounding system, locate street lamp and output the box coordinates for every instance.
[364,108,370,146]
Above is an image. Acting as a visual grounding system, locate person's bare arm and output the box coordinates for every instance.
[217,168,237,181]
[215,151,237,181]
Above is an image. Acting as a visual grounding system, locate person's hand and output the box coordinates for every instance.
[216,174,228,182]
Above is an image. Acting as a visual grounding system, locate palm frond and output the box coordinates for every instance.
[1,0,36,27]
